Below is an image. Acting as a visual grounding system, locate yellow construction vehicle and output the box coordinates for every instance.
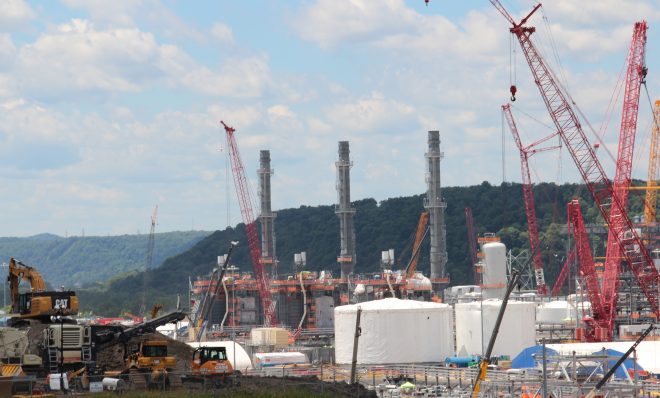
[123,340,177,390]
[7,258,78,326]
[182,346,234,388]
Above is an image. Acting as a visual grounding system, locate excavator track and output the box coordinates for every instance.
[128,368,148,390]
[168,371,182,389]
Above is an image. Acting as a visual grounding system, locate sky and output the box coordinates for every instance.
[0,0,659,237]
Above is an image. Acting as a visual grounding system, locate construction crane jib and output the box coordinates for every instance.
[221,121,278,327]
[490,1,660,336]
[502,104,559,295]
[601,21,648,340]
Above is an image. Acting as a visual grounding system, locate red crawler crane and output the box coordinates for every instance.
[490,1,658,341]
[502,104,559,295]
[601,21,648,331]
[221,121,278,327]
[567,200,607,341]
[464,207,480,284]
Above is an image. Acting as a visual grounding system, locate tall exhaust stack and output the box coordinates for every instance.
[425,131,448,279]
[336,141,356,279]
[258,150,277,276]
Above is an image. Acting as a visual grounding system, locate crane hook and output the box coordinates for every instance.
[510,85,517,102]
[425,0,429,5]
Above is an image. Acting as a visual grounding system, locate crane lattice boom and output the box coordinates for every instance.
[567,200,607,341]
[645,101,660,224]
[502,104,549,295]
[601,21,648,337]
[222,121,277,326]
[465,207,480,284]
[490,1,659,340]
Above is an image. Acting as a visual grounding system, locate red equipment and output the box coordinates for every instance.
[601,21,648,332]
[502,104,560,295]
[550,250,575,298]
[490,1,658,341]
[221,121,278,326]
[567,200,608,341]
[464,207,480,284]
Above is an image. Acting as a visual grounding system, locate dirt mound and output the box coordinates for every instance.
[96,331,193,372]
[204,375,377,398]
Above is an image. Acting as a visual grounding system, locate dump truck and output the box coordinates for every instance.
[122,340,178,390]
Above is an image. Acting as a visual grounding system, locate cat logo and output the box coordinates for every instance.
[55,299,69,309]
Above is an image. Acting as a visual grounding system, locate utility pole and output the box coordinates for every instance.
[350,306,362,384]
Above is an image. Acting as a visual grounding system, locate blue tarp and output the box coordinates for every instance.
[512,345,559,369]
[593,348,643,380]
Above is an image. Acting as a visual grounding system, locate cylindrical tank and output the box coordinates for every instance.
[455,299,536,358]
[566,301,592,321]
[536,301,569,324]
[482,242,507,299]
[334,298,453,364]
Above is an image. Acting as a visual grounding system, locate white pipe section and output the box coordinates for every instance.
[296,272,307,332]
[385,271,395,298]
[220,277,229,332]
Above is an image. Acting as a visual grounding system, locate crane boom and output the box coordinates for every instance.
[490,1,659,336]
[465,207,480,284]
[601,21,648,336]
[502,104,547,295]
[406,212,429,278]
[142,205,158,315]
[645,101,660,224]
[567,200,607,340]
[222,121,277,326]
[550,250,575,297]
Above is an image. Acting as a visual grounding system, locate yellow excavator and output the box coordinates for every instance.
[7,258,78,326]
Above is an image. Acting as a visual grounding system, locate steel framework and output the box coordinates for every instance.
[222,121,277,326]
[550,250,574,297]
[465,207,480,284]
[601,21,648,337]
[644,100,660,224]
[567,200,607,341]
[490,1,658,341]
[502,104,559,295]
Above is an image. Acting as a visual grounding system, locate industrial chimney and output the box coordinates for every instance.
[258,150,277,276]
[425,131,448,279]
[336,141,356,279]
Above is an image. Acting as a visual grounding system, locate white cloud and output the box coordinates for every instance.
[60,0,204,41]
[0,0,34,30]
[181,56,272,98]
[325,92,417,133]
[547,0,660,25]
[211,23,234,45]
[291,0,505,61]
[11,19,272,101]
[17,19,165,95]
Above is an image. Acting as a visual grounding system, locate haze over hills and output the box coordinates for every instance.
[76,181,653,316]
[0,231,211,287]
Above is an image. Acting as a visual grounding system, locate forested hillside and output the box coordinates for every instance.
[0,231,210,287]
[78,181,651,315]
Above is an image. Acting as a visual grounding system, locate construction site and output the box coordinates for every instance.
[1,1,660,398]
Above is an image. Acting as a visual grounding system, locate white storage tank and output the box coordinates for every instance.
[334,298,453,364]
[537,301,569,324]
[455,299,536,358]
[482,242,507,299]
[567,301,592,321]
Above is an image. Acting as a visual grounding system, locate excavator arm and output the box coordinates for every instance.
[8,258,46,312]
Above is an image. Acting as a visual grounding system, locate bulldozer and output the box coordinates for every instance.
[182,346,234,389]
[7,258,78,326]
[121,340,178,390]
